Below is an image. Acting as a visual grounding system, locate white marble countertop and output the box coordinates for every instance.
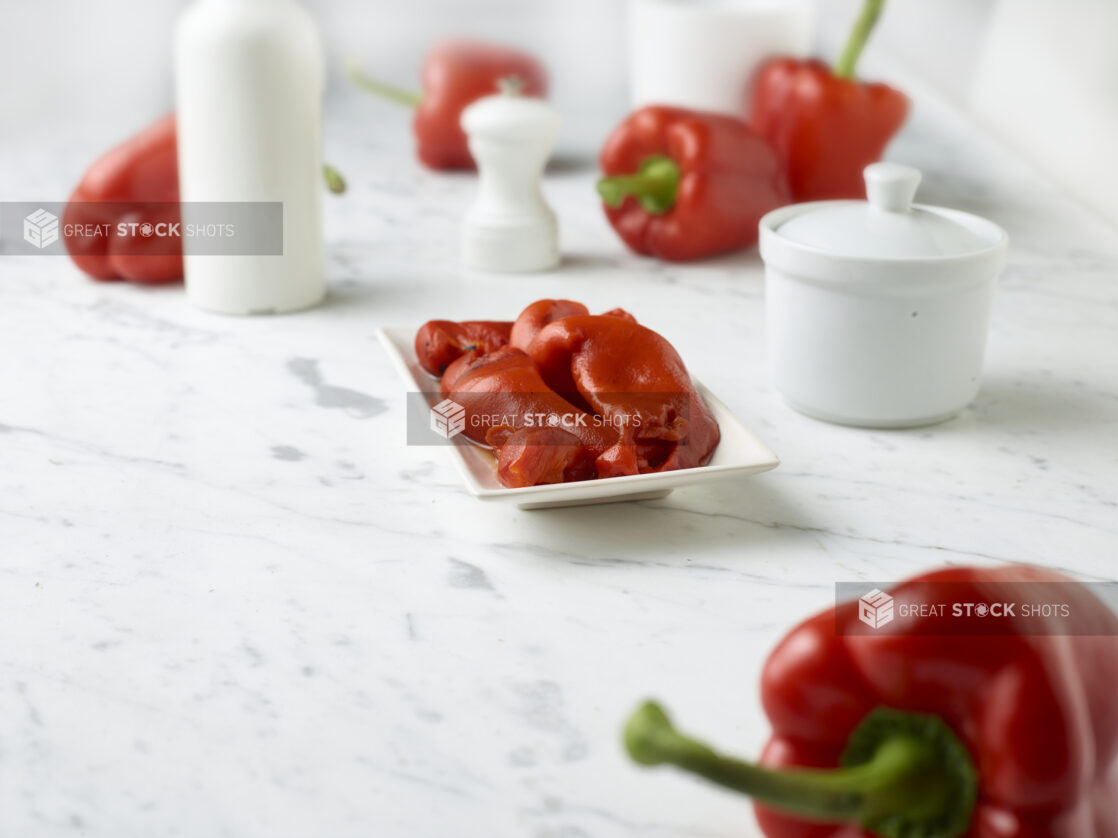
[3,79,1117,838]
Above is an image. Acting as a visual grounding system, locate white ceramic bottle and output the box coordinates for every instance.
[175,0,326,314]
[629,0,813,115]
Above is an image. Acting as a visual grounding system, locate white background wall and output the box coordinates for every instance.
[0,0,992,147]
[814,0,995,102]
[3,0,1115,227]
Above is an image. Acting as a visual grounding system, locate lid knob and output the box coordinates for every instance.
[864,162,922,213]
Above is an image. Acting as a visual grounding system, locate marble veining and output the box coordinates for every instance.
[2,72,1117,838]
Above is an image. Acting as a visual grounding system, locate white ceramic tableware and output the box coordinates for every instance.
[460,80,560,273]
[378,326,779,509]
[759,163,1009,428]
[629,0,812,115]
[175,0,326,315]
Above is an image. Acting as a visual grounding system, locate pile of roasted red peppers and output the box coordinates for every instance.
[415,299,720,488]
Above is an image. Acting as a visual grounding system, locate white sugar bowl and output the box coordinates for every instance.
[759,163,1009,428]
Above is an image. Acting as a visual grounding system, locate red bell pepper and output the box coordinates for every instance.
[749,0,909,201]
[624,565,1118,838]
[62,114,183,284]
[349,39,548,171]
[597,106,788,262]
[62,116,345,285]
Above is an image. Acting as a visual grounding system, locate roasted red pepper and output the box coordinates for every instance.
[509,299,589,351]
[419,299,721,488]
[749,0,908,201]
[508,299,638,352]
[527,314,720,474]
[441,346,617,486]
[414,299,595,379]
[494,425,599,488]
[624,565,1118,838]
[62,114,183,284]
[597,106,788,262]
[349,39,548,171]
[415,320,512,377]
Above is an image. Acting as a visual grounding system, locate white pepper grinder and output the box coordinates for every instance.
[460,78,560,273]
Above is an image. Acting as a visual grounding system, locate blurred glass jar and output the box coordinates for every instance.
[628,0,813,116]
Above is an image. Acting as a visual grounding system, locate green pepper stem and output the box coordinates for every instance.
[596,155,681,216]
[834,0,888,80]
[323,164,346,195]
[625,702,975,838]
[346,60,424,107]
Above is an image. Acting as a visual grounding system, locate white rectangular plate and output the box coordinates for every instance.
[378,326,779,509]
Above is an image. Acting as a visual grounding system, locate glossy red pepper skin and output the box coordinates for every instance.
[62,114,183,284]
[527,315,720,473]
[440,346,619,487]
[509,299,589,351]
[415,39,548,170]
[599,106,788,262]
[495,426,599,487]
[420,300,720,488]
[757,565,1118,838]
[749,58,909,201]
[414,320,512,377]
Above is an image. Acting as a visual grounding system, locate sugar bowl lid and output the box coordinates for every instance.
[776,163,997,258]
[759,163,1008,287]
